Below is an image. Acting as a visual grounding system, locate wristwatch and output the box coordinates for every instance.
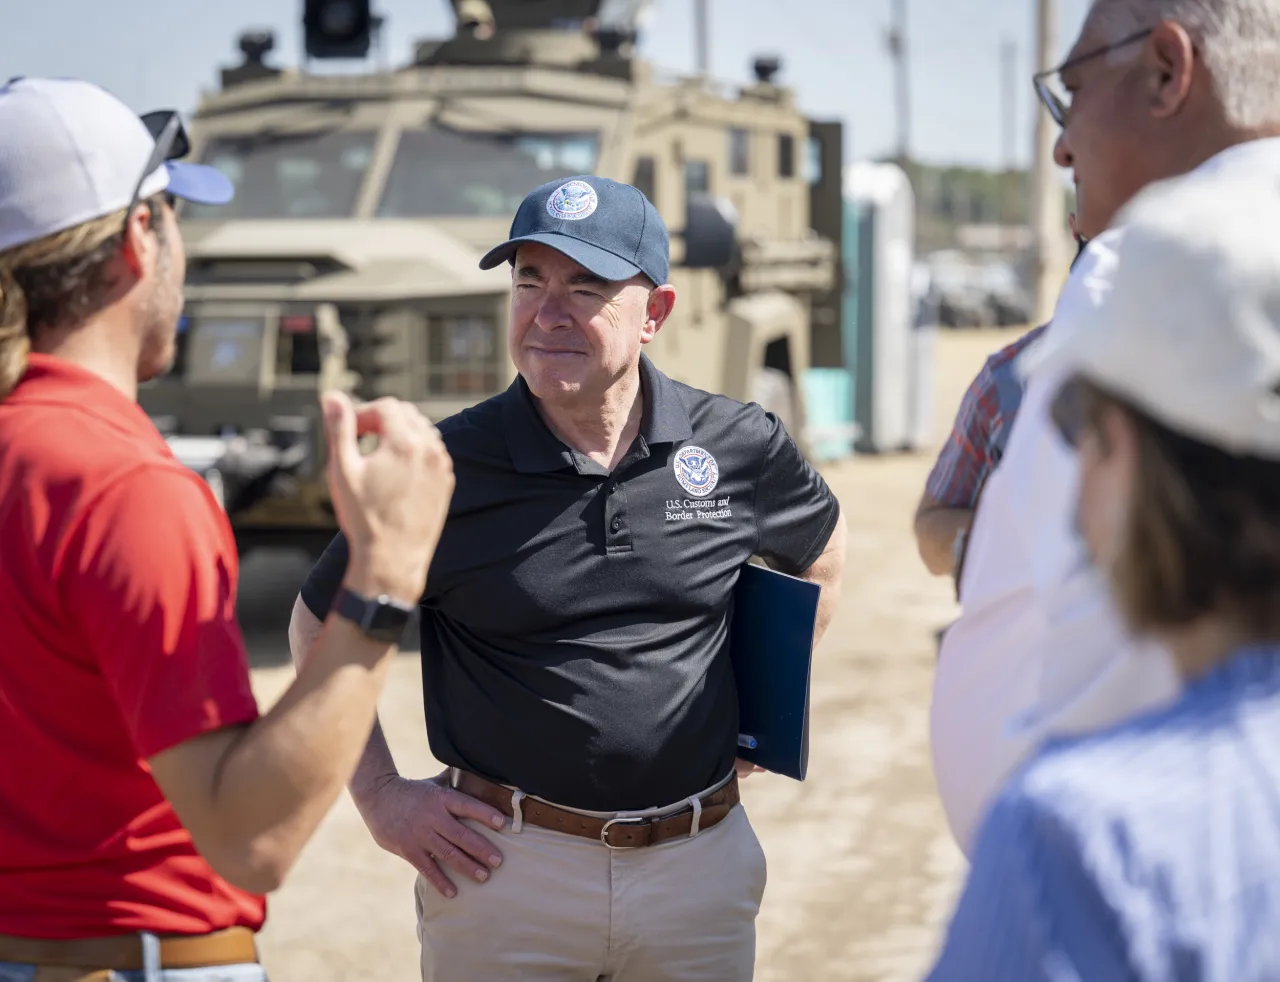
[332,586,416,645]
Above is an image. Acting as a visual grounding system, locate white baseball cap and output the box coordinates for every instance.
[1022,167,1280,459]
[0,76,233,253]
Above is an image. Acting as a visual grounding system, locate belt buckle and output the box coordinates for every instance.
[600,815,649,849]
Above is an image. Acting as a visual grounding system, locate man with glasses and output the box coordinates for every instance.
[929,0,1280,858]
[0,77,457,980]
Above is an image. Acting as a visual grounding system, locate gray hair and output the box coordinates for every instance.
[1089,0,1280,129]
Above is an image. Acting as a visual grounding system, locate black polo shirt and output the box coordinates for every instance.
[300,354,839,810]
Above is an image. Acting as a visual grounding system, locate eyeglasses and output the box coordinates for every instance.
[124,109,192,227]
[1033,28,1154,128]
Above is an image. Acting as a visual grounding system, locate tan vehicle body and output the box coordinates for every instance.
[141,1,845,556]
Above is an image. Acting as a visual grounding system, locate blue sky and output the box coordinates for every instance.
[3,0,1093,169]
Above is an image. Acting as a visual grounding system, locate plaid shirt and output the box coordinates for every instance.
[925,324,1049,509]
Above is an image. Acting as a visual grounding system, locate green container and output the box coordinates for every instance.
[799,193,863,462]
[801,368,857,461]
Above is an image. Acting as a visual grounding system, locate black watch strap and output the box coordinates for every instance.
[332,586,416,645]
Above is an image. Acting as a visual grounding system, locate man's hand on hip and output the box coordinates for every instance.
[365,771,507,899]
[735,758,766,779]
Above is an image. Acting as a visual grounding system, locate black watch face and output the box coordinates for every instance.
[338,588,412,643]
[369,601,412,636]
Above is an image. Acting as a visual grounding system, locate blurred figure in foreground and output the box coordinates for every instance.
[926,170,1280,981]
[930,0,1280,854]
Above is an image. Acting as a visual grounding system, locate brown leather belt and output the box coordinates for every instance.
[0,926,258,971]
[453,771,740,848]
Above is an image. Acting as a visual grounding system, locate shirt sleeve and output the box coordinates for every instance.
[299,530,351,620]
[57,466,259,760]
[752,410,840,574]
[924,783,1132,982]
[924,359,998,508]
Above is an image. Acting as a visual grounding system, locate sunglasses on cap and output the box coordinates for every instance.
[124,109,192,226]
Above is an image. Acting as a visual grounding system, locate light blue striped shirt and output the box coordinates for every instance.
[925,646,1280,982]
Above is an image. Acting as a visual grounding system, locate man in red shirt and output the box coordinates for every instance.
[0,77,455,981]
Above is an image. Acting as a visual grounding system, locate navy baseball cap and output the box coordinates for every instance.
[479,175,669,286]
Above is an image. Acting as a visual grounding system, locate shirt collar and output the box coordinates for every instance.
[7,353,168,449]
[501,352,694,474]
[1021,137,1280,383]
[1194,136,1280,178]
[637,351,695,446]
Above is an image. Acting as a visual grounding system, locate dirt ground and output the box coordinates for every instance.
[236,327,1026,982]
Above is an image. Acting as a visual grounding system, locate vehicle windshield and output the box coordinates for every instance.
[183,129,377,220]
[376,125,598,219]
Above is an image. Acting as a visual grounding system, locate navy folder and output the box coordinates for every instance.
[728,562,821,782]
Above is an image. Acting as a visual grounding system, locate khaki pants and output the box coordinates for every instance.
[413,783,768,982]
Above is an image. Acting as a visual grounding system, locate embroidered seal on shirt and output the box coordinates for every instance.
[673,445,720,498]
[546,180,598,221]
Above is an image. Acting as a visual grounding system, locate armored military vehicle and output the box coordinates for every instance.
[143,0,846,558]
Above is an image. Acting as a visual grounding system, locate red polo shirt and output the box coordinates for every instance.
[0,354,266,938]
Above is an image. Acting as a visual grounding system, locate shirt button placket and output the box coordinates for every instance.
[605,482,631,551]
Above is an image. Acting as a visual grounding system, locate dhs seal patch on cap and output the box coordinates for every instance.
[673,445,719,498]
[546,180,598,221]
[478,174,670,286]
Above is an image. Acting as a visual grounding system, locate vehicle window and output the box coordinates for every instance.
[184,130,377,220]
[729,128,750,176]
[376,125,598,218]
[684,160,710,195]
[184,318,265,385]
[426,314,500,396]
[778,134,796,178]
[632,156,657,205]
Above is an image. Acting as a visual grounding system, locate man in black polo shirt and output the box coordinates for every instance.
[288,175,847,981]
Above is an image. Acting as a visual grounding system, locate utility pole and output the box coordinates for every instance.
[372,13,388,72]
[1031,0,1065,323]
[886,0,910,166]
[1000,37,1017,245]
[694,0,710,76]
